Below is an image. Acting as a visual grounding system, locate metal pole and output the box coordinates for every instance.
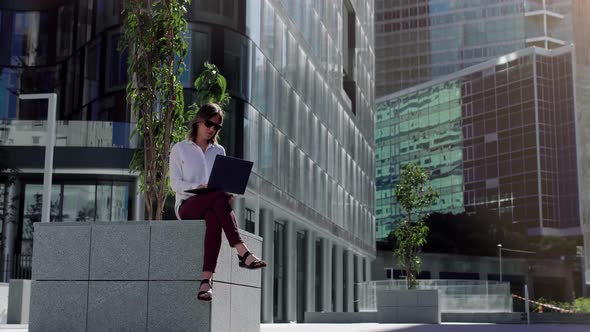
[524,284,530,325]
[498,244,503,282]
[19,93,57,223]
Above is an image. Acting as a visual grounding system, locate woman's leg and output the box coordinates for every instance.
[179,191,245,271]
[202,210,222,272]
[207,192,265,267]
[209,191,243,246]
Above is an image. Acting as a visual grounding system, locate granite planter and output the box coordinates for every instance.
[28,221,262,332]
[376,289,440,323]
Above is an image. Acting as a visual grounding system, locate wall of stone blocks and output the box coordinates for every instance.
[376,289,440,324]
[29,221,262,332]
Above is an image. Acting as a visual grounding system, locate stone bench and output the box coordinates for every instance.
[29,221,262,332]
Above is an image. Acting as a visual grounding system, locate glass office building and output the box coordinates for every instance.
[375,0,574,97]
[0,0,375,321]
[571,0,590,286]
[375,46,579,240]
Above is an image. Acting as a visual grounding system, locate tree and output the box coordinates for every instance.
[121,0,190,220]
[393,162,438,289]
[121,1,231,221]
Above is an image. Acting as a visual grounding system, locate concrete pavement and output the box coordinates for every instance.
[3,323,588,331]
[261,323,589,332]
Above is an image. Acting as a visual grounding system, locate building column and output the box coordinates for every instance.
[304,230,316,314]
[333,244,344,312]
[355,254,363,311]
[132,177,144,221]
[231,196,246,229]
[364,256,372,282]
[345,250,355,312]
[321,238,332,312]
[259,208,274,323]
[284,220,297,322]
[1,179,20,282]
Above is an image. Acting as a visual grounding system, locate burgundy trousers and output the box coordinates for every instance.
[178,191,243,273]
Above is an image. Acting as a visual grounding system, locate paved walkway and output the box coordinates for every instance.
[262,323,589,332]
[0,325,27,332]
[2,323,588,331]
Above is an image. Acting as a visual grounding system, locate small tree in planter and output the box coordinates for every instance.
[121,0,229,220]
[393,162,438,289]
[121,0,190,220]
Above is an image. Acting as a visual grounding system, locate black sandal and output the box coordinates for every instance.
[237,251,267,270]
[197,279,212,302]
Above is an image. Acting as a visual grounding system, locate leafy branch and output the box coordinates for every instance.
[393,162,438,289]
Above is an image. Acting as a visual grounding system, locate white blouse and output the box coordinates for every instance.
[169,139,225,219]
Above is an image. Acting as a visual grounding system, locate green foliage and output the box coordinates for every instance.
[573,297,590,313]
[393,220,429,289]
[535,297,590,313]
[193,62,230,108]
[394,163,439,223]
[176,62,230,142]
[393,162,439,289]
[121,0,190,220]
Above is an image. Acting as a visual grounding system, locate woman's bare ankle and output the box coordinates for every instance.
[235,242,249,256]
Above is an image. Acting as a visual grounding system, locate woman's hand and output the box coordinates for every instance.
[197,184,208,189]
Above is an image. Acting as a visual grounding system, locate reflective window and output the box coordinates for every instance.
[21,184,62,255]
[11,12,49,66]
[0,69,18,119]
[95,0,121,33]
[245,0,262,46]
[181,29,210,88]
[62,184,96,222]
[83,37,102,106]
[57,5,74,60]
[105,33,127,91]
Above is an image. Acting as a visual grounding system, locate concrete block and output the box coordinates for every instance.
[417,289,439,306]
[32,224,90,280]
[230,231,263,288]
[230,283,260,332]
[376,291,398,307]
[376,307,398,323]
[7,280,31,324]
[87,281,148,331]
[29,281,88,332]
[393,290,419,306]
[0,283,8,324]
[211,282,231,332]
[149,221,204,280]
[89,223,150,280]
[397,306,439,324]
[147,281,210,332]
[213,236,233,284]
[304,312,376,323]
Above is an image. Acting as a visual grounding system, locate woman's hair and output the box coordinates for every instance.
[187,103,224,144]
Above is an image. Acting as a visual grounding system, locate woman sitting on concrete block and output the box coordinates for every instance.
[169,102,266,302]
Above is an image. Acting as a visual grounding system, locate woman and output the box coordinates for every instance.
[169,102,266,302]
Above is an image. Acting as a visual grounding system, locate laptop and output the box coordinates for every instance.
[185,155,253,195]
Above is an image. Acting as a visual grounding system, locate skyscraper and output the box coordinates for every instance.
[375,0,586,240]
[376,46,579,239]
[375,0,573,97]
[0,0,376,321]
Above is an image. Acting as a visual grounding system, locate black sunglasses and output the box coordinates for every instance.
[202,120,222,131]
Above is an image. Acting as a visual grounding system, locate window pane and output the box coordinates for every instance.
[22,184,61,255]
[62,184,96,222]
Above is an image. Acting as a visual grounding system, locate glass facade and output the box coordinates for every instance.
[375,0,574,96]
[243,0,376,248]
[376,47,578,239]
